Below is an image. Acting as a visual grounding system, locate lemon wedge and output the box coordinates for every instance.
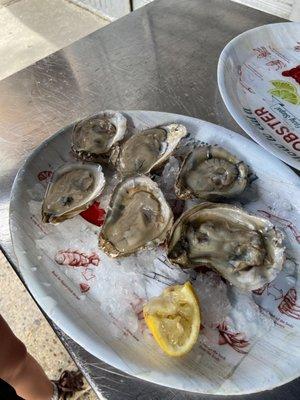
[270,88,300,105]
[143,281,201,356]
[271,80,297,93]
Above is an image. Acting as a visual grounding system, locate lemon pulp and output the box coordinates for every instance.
[143,281,201,356]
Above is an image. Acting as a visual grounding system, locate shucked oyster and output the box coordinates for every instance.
[167,203,284,291]
[99,175,173,257]
[175,146,248,200]
[114,124,187,177]
[71,111,127,162]
[42,163,105,223]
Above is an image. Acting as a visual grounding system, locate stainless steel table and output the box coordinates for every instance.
[0,0,298,398]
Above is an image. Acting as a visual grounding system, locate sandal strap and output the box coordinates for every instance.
[50,381,60,400]
[53,370,85,399]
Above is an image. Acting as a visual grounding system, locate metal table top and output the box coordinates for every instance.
[0,0,298,398]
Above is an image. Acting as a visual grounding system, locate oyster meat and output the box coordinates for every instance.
[167,203,284,291]
[115,123,187,176]
[99,175,173,257]
[42,163,105,223]
[175,146,248,200]
[71,111,127,162]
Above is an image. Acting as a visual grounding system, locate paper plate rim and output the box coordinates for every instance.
[217,21,300,170]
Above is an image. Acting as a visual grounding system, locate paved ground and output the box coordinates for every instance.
[0,252,98,399]
[0,1,108,398]
[0,0,108,80]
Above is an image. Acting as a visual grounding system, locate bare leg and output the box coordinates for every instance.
[0,315,54,400]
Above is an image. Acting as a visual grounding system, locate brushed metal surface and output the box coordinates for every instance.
[1,0,299,398]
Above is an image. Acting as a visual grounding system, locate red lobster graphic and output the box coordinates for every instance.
[278,288,300,320]
[266,60,286,71]
[237,65,255,94]
[130,296,147,333]
[55,250,100,267]
[81,268,96,281]
[252,283,269,296]
[253,47,271,58]
[79,283,90,293]
[253,281,300,321]
[258,210,300,244]
[37,170,53,182]
[130,297,145,322]
[253,282,284,300]
[217,322,249,354]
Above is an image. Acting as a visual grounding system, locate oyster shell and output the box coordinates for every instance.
[115,124,187,177]
[42,163,105,223]
[167,203,284,291]
[175,146,248,200]
[71,111,127,162]
[99,175,173,257]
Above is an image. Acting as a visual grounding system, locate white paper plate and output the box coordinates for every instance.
[10,111,300,395]
[218,22,300,170]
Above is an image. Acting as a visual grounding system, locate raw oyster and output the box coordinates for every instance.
[42,163,105,223]
[71,111,127,162]
[99,175,173,257]
[175,146,248,200]
[115,124,187,177]
[167,203,284,291]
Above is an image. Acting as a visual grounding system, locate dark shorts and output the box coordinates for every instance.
[0,379,24,399]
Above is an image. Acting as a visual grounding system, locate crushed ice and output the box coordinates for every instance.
[29,142,275,342]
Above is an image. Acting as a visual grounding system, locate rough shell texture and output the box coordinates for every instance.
[42,163,105,224]
[175,146,248,200]
[99,175,173,257]
[115,123,187,177]
[167,202,284,291]
[71,111,127,163]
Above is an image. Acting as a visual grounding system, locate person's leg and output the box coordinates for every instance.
[0,315,54,400]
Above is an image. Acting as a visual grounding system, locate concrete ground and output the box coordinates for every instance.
[0,0,109,398]
[0,0,108,80]
[0,252,98,399]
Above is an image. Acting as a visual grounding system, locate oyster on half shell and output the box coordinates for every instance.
[99,175,173,257]
[167,203,284,291]
[71,111,127,163]
[114,123,187,177]
[42,163,105,224]
[175,146,248,200]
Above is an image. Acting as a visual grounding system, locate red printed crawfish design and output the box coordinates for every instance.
[253,280,300,321]
[252,282,283,300]
[266,60,286,71]
[55,250,100,292]
[258,210,300,244]
[37,170,53,182]
[130,295,148,334]
[81,268,96,282]
[130,296,145,322]
[252,282,270,296]
[253,46,271,58]
[217,322,249,354]
[237,65,255,94]
[278,288,300,320]
[55,250,100,267]
[79,283,90,293]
